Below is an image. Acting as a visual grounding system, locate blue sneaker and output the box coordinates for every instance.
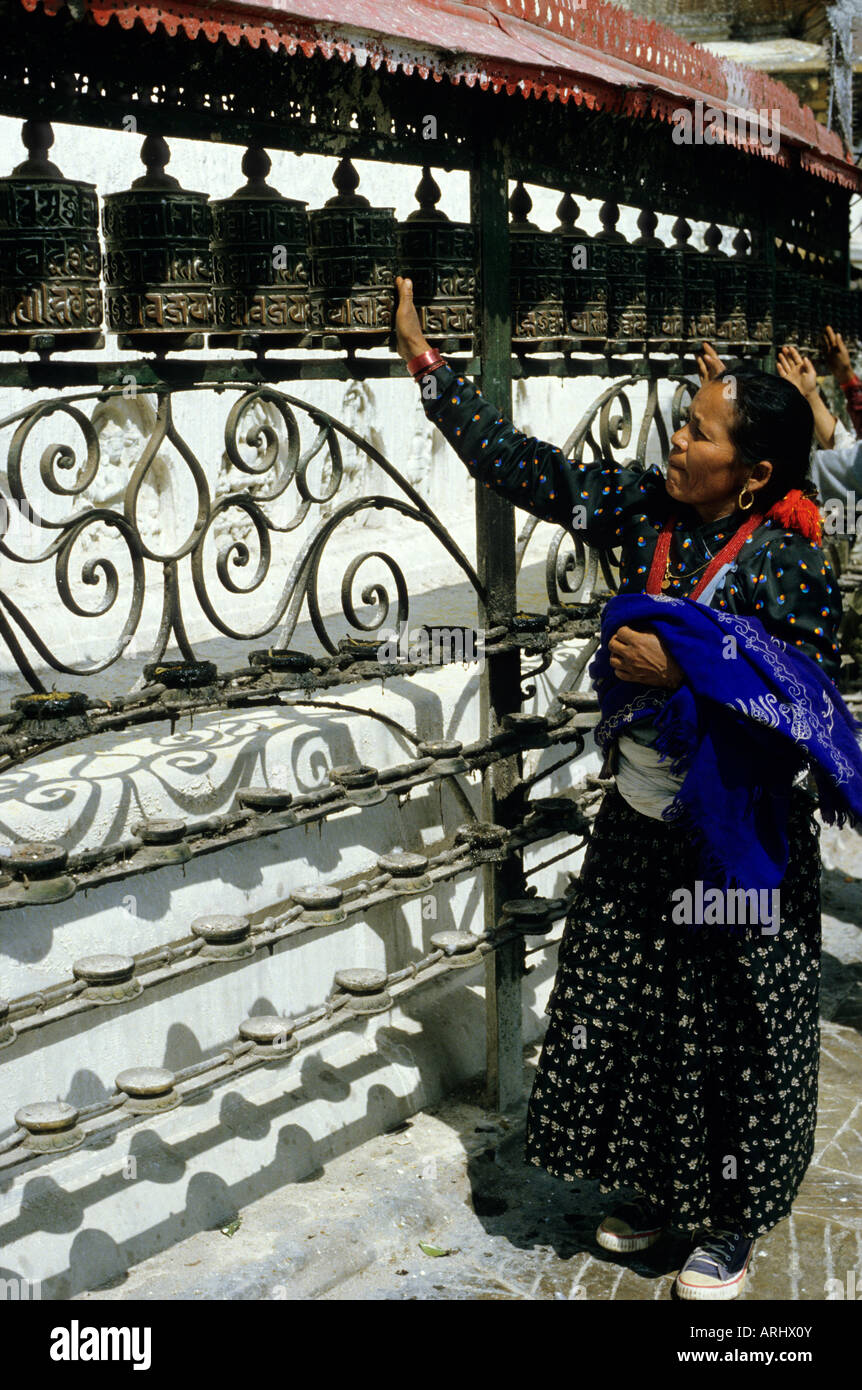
[596,1199,668,1253]
[675,1228,755,1301]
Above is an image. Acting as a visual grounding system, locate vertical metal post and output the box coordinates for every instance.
[470,121,527,1113]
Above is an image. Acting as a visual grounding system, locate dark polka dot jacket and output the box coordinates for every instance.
[420,362,842,681]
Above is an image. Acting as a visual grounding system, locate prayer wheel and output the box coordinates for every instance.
[703,224,748,345]
[209,146,311,349]
[0,121,102,353]
[594,202,647,345]
[803,275,825,353]
[827,284,846,340]
[632,208,684,346]
[774,243,804,346]
[395,166,474,351]
[509,181,568,350]
[307,157,396,347]
[102,135,215,351]
[672,218,716,342]
[735,230,773,346]
[843,286,862,347]
[553,192,608,347]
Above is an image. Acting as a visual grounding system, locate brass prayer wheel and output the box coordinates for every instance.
[509,181,568,351]
[632,208,684,346]
[395,166,474,351]
[307,157,396,348]
[209,146,311,349]
[735,229,773,346]
[819,279,849,343]
[841,286,862,347]
[0,121,103,353]
[554,192,608,347]
[802,275,824,353]
[774,244,804,347]
[594,202,647,345]
[672,218,716,343]
[703,224,748,345]
[102,135,214,351]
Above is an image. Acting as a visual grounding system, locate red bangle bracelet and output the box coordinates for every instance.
[407,348,444,378]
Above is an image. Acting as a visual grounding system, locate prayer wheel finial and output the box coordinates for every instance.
[132,134,180,190]
[554,191,580,234]
[325,155,369,208]
[509,180,536,229]
[238,145,277,197]
[13,120,63,178]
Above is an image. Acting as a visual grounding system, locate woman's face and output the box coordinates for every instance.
[667,381,766,521]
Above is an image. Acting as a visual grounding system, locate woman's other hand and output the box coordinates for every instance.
[394,275,432,364]
[776,343,818,398]
[695,341,726,386]
[822,325,854,386]
[609,625,684,688]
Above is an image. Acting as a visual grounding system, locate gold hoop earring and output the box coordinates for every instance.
[738,487,754,511]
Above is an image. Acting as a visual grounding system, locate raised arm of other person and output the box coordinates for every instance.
[823,326,862,438]
[776,344,841,449]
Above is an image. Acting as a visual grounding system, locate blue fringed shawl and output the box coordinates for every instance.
[590,593,862,889]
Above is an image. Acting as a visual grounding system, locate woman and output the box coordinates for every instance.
[393,276,862,1301]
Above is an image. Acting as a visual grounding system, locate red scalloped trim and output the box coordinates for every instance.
[15,0,861,190]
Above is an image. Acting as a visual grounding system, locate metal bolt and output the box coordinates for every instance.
[72,953,143,1004]
[115,1067,180,1114]
[190,913,254,960]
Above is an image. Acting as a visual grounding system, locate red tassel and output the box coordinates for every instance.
[766,489,822,546]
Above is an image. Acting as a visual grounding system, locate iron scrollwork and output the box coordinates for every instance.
[0,382,487,699]
[516,373,696,609]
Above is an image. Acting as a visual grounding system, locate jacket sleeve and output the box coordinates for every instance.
[418,361,662,551]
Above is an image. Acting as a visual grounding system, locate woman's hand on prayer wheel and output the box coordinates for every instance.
[394,276,432,363]
[695,341,726,386]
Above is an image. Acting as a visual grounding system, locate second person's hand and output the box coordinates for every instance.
[776,343,818,398]
[822,325,854,386]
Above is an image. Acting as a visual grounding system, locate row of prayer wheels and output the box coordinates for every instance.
[0,122,858,357]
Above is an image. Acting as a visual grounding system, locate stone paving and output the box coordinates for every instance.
[79,833,862,1303]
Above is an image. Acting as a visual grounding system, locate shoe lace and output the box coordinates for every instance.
[691,1229,742,1267]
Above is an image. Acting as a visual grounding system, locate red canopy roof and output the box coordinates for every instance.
[21,0,862,190]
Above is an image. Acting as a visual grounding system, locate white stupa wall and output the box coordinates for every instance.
[0,116,677,1296]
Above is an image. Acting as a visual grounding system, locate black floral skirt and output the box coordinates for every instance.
[524,784,822,1239]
